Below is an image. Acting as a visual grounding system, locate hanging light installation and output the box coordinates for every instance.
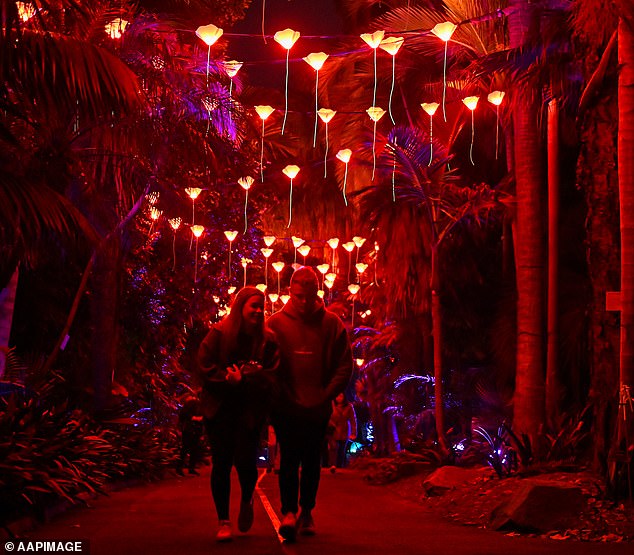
[261,247,273,289]
[223,60,243,121]
[303,52,329,147]
[224,230,238,280]
[360,30,385,107]
[272,261,285,294]
[256,283,267,293]
[191,225,205,284]
[355,263,368,282]
[280,294,290,305]
[241,257,252,288]
[169,217,181,271]
[298,244,311,265]
[291,236,305,265]
[317,109,336,178]
[282,165,300,228]
[274,28,300,135]
[487,91,505,160]
[462,96,479,165]
[366,107,386,180]
[263,235,276,247]
[196,24,223,84]
[255,105,275,182]
[268,292,279,313]
[348,283,361,328]
[316,264,330,290]
[421,102,440,165]
[379,36,404,125]
[335,149,352,206]
[430,22,457,122]
[185,187,202,226]
[238,176,255,233]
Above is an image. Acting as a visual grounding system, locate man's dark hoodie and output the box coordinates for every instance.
[267,297,353,421]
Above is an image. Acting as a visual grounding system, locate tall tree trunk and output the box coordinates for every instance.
[509,0,546,456]
[0,267,19,377]
[612,13,634,493]
[546,98,562,429]
[431,245,448,455]
[90,235,122,415]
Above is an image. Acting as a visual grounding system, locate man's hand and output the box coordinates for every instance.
[225,364,242,384]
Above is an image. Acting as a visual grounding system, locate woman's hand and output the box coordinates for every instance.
[225,364,242,384]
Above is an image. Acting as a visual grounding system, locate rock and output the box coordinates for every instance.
[489,479,586,532]
[422,466,489,496]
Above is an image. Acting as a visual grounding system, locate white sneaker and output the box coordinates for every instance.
[216,520,232,542]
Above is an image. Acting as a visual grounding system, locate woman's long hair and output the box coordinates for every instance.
[215,287,265,363]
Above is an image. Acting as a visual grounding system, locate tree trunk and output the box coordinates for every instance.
[509,0,546,456]
[431,245,448,455]
[546,98,562,429]
[90,235,122,415]
[0,266,19,377]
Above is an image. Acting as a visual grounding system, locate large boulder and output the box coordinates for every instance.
[489,479,586,532]
[422,466,490,496]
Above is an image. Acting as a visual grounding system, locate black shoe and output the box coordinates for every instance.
[297,510,315,536]
[278,513,297,542]
[238,499,254,533]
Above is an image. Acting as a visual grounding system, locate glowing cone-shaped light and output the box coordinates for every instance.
[431,22,457,122]
[263,235,276,247]
[224,230,238,281]
[379,36,404,125]
[421,102,440,165]
[304,52,330,147]
[353,236,366,264]
[462,96,479,166]
[238,176,255,233]
[316,263,330,289]
[169,217,181,272]
[274,29,300,135]
[196,24,223,84]
[255,105,275,182]
[487,91,505,159]
[291,236,304,265]
[360,30,385,107]
[366,107,386,180]
[348,283,360,327]
[298,244,311,265]
[261,247,273,288]
[343,241,355,284]
[336,149,352,206]
[283,165,300,228]
[317,109,336,178]
[280,294,290,305]
[223,60,242,95]
[241,257,252,288]
[272,261,285,294]
[191,225,205,284]
[256,283,267,293]
[185,187,203,227]
[327,237,339,268]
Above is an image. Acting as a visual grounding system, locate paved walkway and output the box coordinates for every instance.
[17,467,633,555]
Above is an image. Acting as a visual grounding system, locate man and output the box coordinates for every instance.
[267,266,353,541]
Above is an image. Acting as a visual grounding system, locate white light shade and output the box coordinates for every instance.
[348,284,360,295]
[196,24,223,46]
[224,230,238,242]
[317,290,325,299]
[292,236,304,248]
[269,293,279,303]
[255,105,275,120]
[261,248,273,258]
[336,149,352,164]
[256,283,267,292]
[228,286,237,294]
[263,235,276,247]
[327,238,339,249]
[223,60,243,77]
[379,36,404,56]
[185,187,202,200]
[298,245,311,257]
[283,165,300,179]
[324,279,334,289]
[317,108,336,123]
[356,358,365,367]
[326,273,337,282]
[169,217,181,230]
[343,242,355,252]
[366,106,386,122]
[272,261,285,273]
[191,225,205,238]
[274,28,300,50]
[356,263,368,274]
[280,294,290,305]
[487,90,505,106]
[303,52,329,71]
[316,264,329,275]
[360,30,385,49]
[238,176,255,190]
[421,102,440,116]
[353,236,366,248]
[463,96,479,111]
[431,21,457,42]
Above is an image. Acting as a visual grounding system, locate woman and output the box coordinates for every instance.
[197,287,279,542]
[328,393,357,470]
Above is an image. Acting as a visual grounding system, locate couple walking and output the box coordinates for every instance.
[197,267,353,542]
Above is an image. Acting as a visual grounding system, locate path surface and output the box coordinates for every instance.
[17,466,633,555]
